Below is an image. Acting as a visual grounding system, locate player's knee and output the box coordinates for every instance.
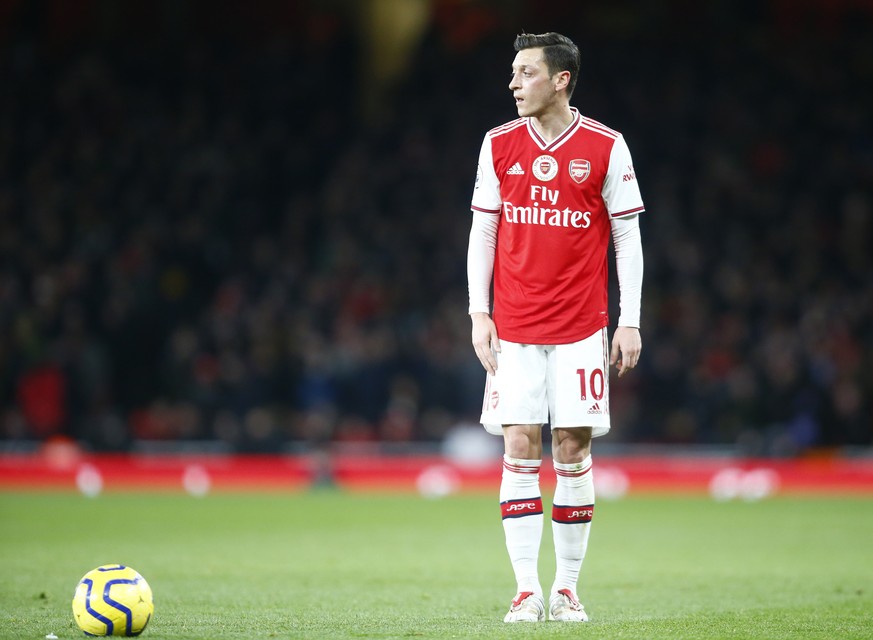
[552,427,592,463]
[503,425,543,459]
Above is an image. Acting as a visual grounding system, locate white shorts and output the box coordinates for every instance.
[480,327,611,438]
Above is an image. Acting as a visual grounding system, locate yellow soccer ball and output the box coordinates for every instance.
[72,565,154,636]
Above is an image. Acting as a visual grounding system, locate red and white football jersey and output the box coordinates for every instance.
[471,107,644,344]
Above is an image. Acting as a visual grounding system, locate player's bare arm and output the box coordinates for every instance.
[471,311,500,375]
[610,326,641,378]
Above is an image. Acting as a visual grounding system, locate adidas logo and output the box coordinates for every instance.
[587,403,602,415]
[506,162,525,175]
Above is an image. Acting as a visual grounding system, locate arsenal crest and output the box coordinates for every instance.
[569,159,591,184]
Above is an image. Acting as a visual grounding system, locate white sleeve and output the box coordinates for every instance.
[467,210,499,314]
[610,214,643,328]
[602,134,645,219]
[471,135,502,214]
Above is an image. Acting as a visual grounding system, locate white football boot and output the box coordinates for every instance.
[548,589,589,622]
[503,591,545,623]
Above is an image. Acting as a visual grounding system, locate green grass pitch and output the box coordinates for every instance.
[1,490,871,639]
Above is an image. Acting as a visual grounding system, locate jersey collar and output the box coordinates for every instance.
[526,107,581,152]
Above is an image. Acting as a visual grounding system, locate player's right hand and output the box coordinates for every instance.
[471,312,500,375]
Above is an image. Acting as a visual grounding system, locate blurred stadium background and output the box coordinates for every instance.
[1,0,871,492]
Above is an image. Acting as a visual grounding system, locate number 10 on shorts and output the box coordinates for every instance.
[577,368,605,401]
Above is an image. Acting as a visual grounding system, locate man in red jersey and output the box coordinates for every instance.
[467,32,644,623]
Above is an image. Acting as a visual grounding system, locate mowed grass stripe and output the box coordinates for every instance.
[1,492,871,639]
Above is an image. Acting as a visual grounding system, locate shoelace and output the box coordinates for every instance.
[555,590,582,611]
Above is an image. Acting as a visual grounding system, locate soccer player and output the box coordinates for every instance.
[466,32,644,622]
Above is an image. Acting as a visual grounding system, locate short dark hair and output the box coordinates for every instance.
[514,32,580,97]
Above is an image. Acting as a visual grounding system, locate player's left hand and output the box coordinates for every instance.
[610,326,641,378]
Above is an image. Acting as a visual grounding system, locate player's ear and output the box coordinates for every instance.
[554,70,571,93]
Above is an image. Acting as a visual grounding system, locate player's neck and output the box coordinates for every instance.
[530,104,574,143]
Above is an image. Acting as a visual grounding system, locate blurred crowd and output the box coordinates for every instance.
[1,1,871,453]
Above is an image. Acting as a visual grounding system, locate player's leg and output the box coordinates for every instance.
[479,341,549,622]
[545,329,611,622]
[549,427,593,621]
[500,424,545,622]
